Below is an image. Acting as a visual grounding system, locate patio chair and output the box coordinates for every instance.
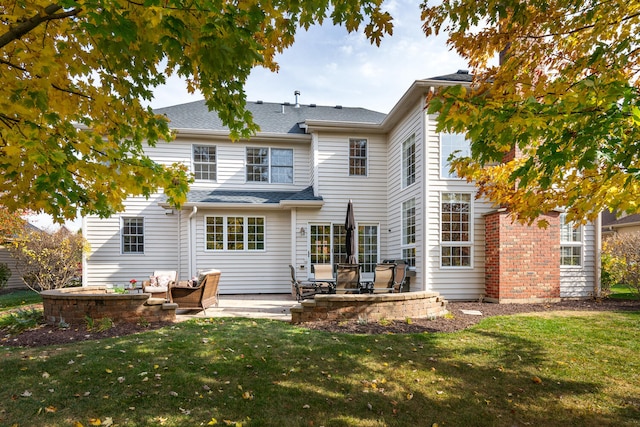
[290,265,318,302]
[334,264,361,294]
[170,269,220,314]
[142,270,177,299]
[312,263,335,293]
[392,262,407,293]
[363,263,396,294]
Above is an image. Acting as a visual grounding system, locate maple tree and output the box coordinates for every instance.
[1,1,392,222]
[0,207,27,239]
[422,0,640,224]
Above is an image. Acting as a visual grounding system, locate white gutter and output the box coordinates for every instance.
[188,206,198,277]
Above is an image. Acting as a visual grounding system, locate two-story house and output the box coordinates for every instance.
[83,71,599,301]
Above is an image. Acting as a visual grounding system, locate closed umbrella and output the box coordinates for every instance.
[345,199,357,264]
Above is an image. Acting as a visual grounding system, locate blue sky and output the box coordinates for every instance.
[30,0,469,231]
[150,0,469,113]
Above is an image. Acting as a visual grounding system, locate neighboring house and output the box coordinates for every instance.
[0,223,44,290]
[601,211,640,238]
[83,70,599,301]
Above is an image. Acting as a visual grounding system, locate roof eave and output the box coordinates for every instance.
[380,78,473,131]
[299,121,384,134]
[172,128,311,143]
[162,200,324,210]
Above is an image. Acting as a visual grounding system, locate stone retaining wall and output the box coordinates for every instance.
[41,287,177,325]
[290,291,448,324]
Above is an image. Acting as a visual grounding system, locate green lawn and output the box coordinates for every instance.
[1,295,639,426]
[0,288,42,310]
[610,283,640,300]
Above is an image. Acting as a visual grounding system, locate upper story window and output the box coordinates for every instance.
[193,145,217,181]
[246,147,293,183]
[205,216,265,251]
[440,192,472,267]
[349,138,367,176]
[121,217,144,254]
[402,134,416,188]
[440,133,470,179]
[402,198,416,266]
[560,213,582,266]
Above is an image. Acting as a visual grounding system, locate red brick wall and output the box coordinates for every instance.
[485,210,560,302]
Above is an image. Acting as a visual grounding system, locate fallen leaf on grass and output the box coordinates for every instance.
[45,406,57,413]
[531,376,543,384]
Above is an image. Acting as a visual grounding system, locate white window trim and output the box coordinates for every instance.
[439,192,474,269]
[245,147,294,184]
[307,222,380,273]
[357,222,380,275]
[348,138,368,177]
[401,134,416,189]
[121,216,144,255]
[560,213,583,268]
[440,132,470,180]
[192,144,217,182]
[401,198,416,261]
[204,215,266,252]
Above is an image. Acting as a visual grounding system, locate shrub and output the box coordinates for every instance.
[602,232,640,298]
[7,228,88,291]
[0,262,11,290]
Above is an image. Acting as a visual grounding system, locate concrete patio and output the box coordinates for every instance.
[174,294,298,322]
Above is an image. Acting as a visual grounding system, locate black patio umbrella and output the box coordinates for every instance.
[345,199,357,264]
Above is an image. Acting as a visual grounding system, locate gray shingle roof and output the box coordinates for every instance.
[428,69,473,82]
[186,186,322,205]
[154,101,387,134]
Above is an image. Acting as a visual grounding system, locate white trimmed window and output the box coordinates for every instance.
[358,224,379,274]
[121,217,144,254]
[560,213,582,266]
[402,198,416,267]
[440,193,472,267]
[308,223,379,271]
[193,145,217,181]
[440,133,470,179]
[349,138,367,176]
[402,134,416,188]
[246,147,293,183]
[205,216,265,251]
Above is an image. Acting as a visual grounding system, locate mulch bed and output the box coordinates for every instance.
[2,299,639,348]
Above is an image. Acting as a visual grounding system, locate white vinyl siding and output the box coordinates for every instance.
[386,103,424,289]
[560,222,596,298]
[425,114,492,300]
[194,208,290,293]
[84,195,180,287]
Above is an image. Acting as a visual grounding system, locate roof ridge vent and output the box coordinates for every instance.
[335,105,343,109]
[457,69,469,74]
[256,100,263,104]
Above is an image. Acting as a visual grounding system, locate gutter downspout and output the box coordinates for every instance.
[188,206,198,277]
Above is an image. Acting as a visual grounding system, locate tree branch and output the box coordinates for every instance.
[0,4,82,49]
